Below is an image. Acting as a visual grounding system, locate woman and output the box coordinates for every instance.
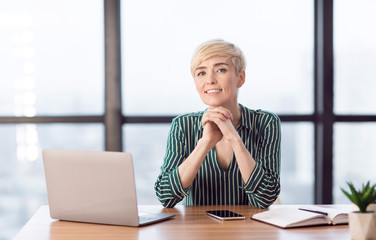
[154,39,281,208]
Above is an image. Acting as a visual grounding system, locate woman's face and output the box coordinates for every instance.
[193,56,245,108]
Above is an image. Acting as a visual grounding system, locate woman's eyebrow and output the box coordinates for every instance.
[195,62,229,72]
[213,62,229,67]
[195,66,207,72]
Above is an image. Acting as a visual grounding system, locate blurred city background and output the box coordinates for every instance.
[1,0,376,239]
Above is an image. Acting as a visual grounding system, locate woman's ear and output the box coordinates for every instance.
[237,70,245,88]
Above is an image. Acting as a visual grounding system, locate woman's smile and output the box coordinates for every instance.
[205,89,222,95]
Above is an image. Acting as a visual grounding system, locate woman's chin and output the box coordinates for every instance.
[202,100,224,107]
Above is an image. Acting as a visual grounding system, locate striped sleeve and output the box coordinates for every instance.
[154,118,189,208]
[242,113,281,208]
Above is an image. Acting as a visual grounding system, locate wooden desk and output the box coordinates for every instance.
[13,205,351,240]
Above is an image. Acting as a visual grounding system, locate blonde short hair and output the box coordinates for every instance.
[190,39,246,76]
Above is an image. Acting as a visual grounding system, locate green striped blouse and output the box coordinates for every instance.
[154,104,281,209]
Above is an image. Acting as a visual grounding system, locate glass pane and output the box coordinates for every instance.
[280,123,314,204]
[0,0,104,116]
[0,124,103,240]
[334,0,376,114]
[333,123,376,203]
[121,0,313,115]
[123,123,314,205]
[123,124,170,205]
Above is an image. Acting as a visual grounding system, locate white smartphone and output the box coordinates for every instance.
[206,210,245,221]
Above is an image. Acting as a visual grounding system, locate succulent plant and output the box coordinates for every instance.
[341,181,376,213]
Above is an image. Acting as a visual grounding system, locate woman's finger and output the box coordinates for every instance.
[206,107,233,120]
[204,112,227,123]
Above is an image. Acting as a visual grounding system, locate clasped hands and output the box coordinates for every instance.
[201,107,239,148]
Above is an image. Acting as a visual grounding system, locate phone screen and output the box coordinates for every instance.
[206,210,245,220]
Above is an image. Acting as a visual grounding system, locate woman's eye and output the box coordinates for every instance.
[217,68,227,73]
[197,72,205,76]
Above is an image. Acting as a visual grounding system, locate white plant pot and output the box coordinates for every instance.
[353,203,376,212]
[348,211,376,240]
[368,204,376,212]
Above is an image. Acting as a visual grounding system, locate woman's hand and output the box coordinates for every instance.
[201,107,238,146]
[201,120,223,148]
[203,106,256,184]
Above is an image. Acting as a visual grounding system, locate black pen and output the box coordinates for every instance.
[298,208,328,216]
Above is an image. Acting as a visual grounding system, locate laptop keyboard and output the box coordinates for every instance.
[139,216,155,222]
[139,213,156,223]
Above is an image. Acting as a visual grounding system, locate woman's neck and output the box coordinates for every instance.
[231,104,242,128]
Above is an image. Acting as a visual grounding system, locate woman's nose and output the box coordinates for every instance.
[205,73,216,84]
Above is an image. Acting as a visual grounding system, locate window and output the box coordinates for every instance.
[333,123,376,203]
[333,0,376,203]
[121,0,313,115]
[124,123,315,205]
[0,0,104,239]
[1,0,376,239]
[0,124,103,239]
[280,123,314,204]
[0,0,104,116]
[121,0,314,206]
[123,124,170,204]
[334,0,376,115]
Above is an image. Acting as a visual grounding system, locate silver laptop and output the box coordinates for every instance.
[42,149,174,227]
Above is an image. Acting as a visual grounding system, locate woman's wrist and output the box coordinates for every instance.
[198,136,217,151]
[229,134,244,150]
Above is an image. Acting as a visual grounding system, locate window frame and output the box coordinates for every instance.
[1,0,376,204]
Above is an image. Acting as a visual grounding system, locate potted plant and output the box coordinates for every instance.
[367,198,376,212]
[342,181,376,240]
